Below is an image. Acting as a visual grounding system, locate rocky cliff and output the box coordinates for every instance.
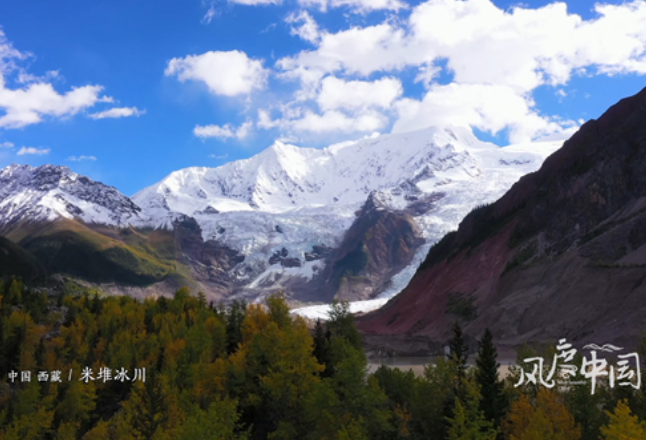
[357,86,646,351]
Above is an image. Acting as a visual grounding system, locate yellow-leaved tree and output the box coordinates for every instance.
[504,388,580,440]
[600,399,646,440]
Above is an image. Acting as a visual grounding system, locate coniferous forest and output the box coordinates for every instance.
[1,277,645,440]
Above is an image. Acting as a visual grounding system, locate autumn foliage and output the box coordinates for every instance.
[0,278,645,439]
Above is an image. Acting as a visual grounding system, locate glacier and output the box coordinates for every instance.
[131,126,562,310]
[0,125,562,312]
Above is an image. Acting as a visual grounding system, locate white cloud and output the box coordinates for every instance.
[0,29,139,129]
[16,70,61,85]
[261,23,277,34]
[392,83,578,144]
[317,76,403,111]
[230,0,282,5]
[0,29,30,75]
[290,109,387,133]
[227,0,403,10]
[202,3,217,24]
[194,120,254,139]
[278,23,411,78]
[286,11,321,44]
[258,109,280,129]
[0,78,113,129]
[298,0,406,12]
[88,107,145,119]
[209,153,229,159]
[17,146,49,156]
[0,141,13,148]
[273,0,646,142]
[257,106,387,133]
[68,155,97,161]
[166,50,268,96]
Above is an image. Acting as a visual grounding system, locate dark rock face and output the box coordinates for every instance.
[281,257,301,268]
[358,86,646,351]
[305,244,333,261]
[305,191,425,303]
[203,206,219,214]
[173,216,246,290]
[268,247,291,265]
[405,192,446,217]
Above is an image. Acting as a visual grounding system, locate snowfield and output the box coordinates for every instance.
[0,125,562,313]
[132,126,562,313]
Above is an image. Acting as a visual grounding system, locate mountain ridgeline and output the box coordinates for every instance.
[0,127,557,303]
[357,85,646,350]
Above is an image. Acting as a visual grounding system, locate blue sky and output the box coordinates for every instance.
[0,0,645,195]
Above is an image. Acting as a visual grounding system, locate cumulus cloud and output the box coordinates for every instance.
[178,1,646,143]
[290,109,387,133]
[281,1,646,88]
[257,106,387,133]
[88,107,145,120]
[67,155,97,161]
[166,50,268,96]
[194,120,254,139]
[0,29,139,129]
[0,78,113,129]
[270,0,646,142]
[0,141,13,148]
[392,83,578,144]
[317,76,403,111]
[17,146,49,156]
[278,23,411,78]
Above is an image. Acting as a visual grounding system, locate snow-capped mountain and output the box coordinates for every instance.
[133,126,563,302]
[0,125,563,304]
[0,164,144,231]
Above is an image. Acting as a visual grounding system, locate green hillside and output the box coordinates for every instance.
[0,236,46,281]
[16,220,176,286]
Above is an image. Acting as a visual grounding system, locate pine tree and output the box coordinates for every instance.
[226,300,246,354]
[177,398,248,440]
[124,371,167,440]
[313,319,331,377]
[327,300,361,350]
[446,378,498,440]
[448,321,469,399]
[475,328,506,429]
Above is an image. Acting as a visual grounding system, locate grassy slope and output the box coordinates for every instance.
[14,219,181,286]
[0,236,46,280]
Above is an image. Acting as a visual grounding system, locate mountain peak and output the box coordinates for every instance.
[0,163,142,229]
[357,86,646,349]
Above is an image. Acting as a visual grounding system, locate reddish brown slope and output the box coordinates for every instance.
[358,86,646,350]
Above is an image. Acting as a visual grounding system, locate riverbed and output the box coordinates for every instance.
[367,356,517,378]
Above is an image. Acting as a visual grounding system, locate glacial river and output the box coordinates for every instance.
[367,356,516,378]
